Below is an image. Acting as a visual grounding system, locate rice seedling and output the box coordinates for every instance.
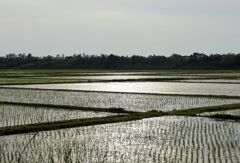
[1,116,239,163]
[0,104,116,127]
[1,73,240,163]
[0,88,239,112]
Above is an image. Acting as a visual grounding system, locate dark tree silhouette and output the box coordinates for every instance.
[0,52,239,69]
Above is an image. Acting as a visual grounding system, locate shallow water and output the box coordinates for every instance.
[1,116,240,163]
[0,104,115,127]
[6,82,240,96]
[0,88,239,112]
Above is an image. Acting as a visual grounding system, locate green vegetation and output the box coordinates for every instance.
[0,69,240,162]
[0,69,239,85]
[0,111,166,136]
[1,53,240,69]
[2,116,239,163]
[0,77,88,85]
[0,69,240,76]
[0,77,191,85]
[202,114,240,121]
[0,70,239,162]
[1,102,240,136]
[169,103,240,116]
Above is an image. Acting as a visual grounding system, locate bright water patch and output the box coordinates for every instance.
[0,88,239,112]
[5,82,240,96]
[1,116,240,163]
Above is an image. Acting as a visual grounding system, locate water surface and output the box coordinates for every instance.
[0,104,115,127]
[1,88,239,112]
[1,116,240,162]
[7,82,240,96]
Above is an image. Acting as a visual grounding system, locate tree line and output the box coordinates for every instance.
[0,52,240,69]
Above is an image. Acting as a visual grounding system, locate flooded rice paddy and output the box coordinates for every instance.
[6,81,240,96]
[1,71,240,163]
[0,88,239,112]
[0,104,115,127]
[1,116,240,163]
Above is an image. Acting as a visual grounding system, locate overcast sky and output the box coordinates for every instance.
[0,0,240,56]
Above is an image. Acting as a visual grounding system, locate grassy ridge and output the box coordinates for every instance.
[169,103,240,116]
[0,111,165,136]
[0,70,239,136]
[0,69,239,85]
[0,69,240,77]
[0,77,187,85]
[1,79,240,85]
[201,114,240,121]
[1,103,240,136]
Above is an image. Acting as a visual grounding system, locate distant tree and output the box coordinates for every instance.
[6,53,17,59]
[220,54,236,68]
[0,52,240,69]
[27,53,32,58]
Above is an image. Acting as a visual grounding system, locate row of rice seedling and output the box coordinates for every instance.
[0,88,239,112]
[0,104,115,127]
[1,116,239,163]
[200,109,240,116]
